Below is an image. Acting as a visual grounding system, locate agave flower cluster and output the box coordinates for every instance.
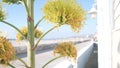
[43,0,86,32]
[0,36,16,65]
[54,42,77,61]
[16,27,43,41]
[0,3,6,20]
[2,0,22,4]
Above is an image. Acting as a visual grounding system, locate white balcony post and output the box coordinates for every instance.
[97,0,113,68]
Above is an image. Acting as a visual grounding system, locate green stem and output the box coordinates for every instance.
[8,63,16,68]
[27,0,35,68]
[15,56,29,68]
[42,56,62,68]
[0,20,25,38]
[23,0,30,15]
[32,25,58,50]
[34,16,45,30]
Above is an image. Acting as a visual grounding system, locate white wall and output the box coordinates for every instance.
[112,0,120,68]
[97,0,113,68]
[77,42,93,68]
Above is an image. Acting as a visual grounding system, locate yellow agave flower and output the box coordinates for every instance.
[54,42,77,61]
[34,29,43,38]
[16,27,27,41]
[2,0,22,4]
[0,3,6,20]
[0,36,16,65]
[43,0,86,32]
[16,27,43,41]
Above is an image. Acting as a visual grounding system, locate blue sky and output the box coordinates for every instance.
[0,0,96,39]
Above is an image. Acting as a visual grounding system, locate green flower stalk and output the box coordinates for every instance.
[43,0,86,32]
[0,36,16,66]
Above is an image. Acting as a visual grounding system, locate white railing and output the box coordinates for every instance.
[76,41,93,68]
[12,38,91,54]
